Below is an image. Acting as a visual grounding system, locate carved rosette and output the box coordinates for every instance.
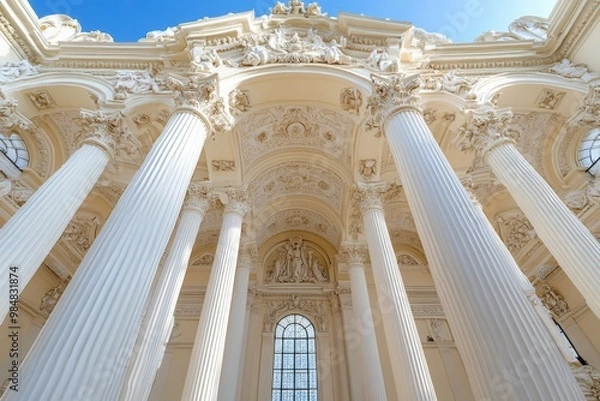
[365,74,422,137]
[354,181,388,213]
[75,109,128,158]
[168,76,233,135]
[219,188,250,216]
[183,183,211,214]
[340,243,369,265]
[455,108,521,159]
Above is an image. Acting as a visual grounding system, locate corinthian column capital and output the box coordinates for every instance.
[218,187,250,216]
[354,181,388,213]
[167,76,233,135]
[340,242,369,265]
[455,108,520,159]
[365,73,422,137]
[0,90,31,131]
[183,182,212,214]
[76,109,128,158]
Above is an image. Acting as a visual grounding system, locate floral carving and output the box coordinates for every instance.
[183,183,211,214]
[211,160,236,171]
[365,74,422,137]
[265,236,328,283]
[354,181,388,212]
[228,89,251,113]
[190,46,223,72]
[539,285,569,317]
[339,243,369,265]
[167,77,233,134]
[75,109,130,158]
[264,295,328,331]
[0,91,31,132]
[359,159,377,180]
[455,108,520,158]
[27,90,56,110]
[339,88,362,114]
[217,187,250,216]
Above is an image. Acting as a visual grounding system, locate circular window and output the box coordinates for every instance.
[577,127,600,176]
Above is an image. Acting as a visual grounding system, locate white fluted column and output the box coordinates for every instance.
[217,242,256,401]
[366,74,583,400]
[457,108,600,318]
[341,243,387,401]
[3,78,231,401]
[356,183,437,400]
[0,109,125,321]
[118,184,212,401]
[181,189,249,401]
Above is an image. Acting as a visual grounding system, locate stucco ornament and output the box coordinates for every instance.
[40,279,70,316]
[75,109,130,159]
[339,87,362,114]
[548,59,589,79]
[0,178,11,198]
[0,91,30,131]
[455,108,521,159]
[365,73,422,137]
[264,295,328,331]
[190,46,223,72]
[112,70,169,100]
[538,284,569,317]
[410,27,451,50]
[271,0,324,17]
[140,26,178,43]
[266,236,328,283]
[38,14,113,43]
[0,60,38,84]
[167,76,233,134]
[495,210,536,253]
[228,89,252,113]
[571,83,600,127]
[60,215,101,252]
[476,16,548,42]
[423,70,478,100]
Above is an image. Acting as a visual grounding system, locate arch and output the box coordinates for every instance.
[272,313,318,401]
[0,131,29,170]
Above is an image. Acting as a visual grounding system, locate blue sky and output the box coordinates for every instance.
[29,0,557,43]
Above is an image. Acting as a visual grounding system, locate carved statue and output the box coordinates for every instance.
[267,236,328,283]
[366,48,398,72]
[549,59,588,79]
[0,60,38,84]
[271,1,289,15]
[241,45,270,66]
[191,47,223,72]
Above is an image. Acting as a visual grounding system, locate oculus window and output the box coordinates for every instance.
[577,127,600,176]
[272,314,318,401]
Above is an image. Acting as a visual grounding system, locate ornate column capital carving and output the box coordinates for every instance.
[218,187,250,216]
[354,181,388,213]
[75,109,128,158]
[365,73,422,137]
[0,91,31,131]
[340,242,369,265]
[570,83,600,127]
[167,76,233,135]
[183,182,212,214]
[455,108,520,159]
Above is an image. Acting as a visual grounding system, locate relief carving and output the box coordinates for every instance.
[495,211,536,254]
[264,295,328,331]
[539,284,569,317]
[266,236,328,283]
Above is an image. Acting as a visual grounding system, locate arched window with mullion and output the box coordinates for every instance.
[272,314,318,401]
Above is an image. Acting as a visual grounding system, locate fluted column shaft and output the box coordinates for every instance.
[347,256,388,401]
[217,262,252,401]
[487,143,600,317]
[3,104,212,401]
[181,192,248,401]
[0,110,125,321]
[358,190,437,400]
[119,186,210,401]
[384,106,583,400]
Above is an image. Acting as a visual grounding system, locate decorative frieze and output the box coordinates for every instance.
[39,279,70,316]
[112,70,169,100]
[0,60,37,84]
[423,70,478,100]
[264,295,328,331]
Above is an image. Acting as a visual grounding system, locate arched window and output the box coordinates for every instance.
[0,132,29,170]
[577,127,600,176]
[272,314,318,401]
